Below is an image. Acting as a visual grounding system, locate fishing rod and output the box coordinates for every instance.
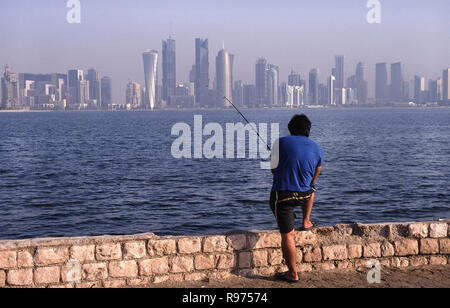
[222,95,272,152]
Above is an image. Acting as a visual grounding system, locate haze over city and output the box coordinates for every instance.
[1,0,449,103]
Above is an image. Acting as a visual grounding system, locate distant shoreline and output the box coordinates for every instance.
[1,105,449,113]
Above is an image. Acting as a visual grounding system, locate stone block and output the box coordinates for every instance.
[139,257,169,276]
[148,239,177,257]
[123,241,147,259]
[249,232,281,249]
[429,223,448,238]
[216,254,236,270]
[0,270,5,287]
[363,243,382,258]
[408,223,428,238]
[419,239,439,255]
[394,239,419,256]
[194,254,215,270]
[171,256,194,273]
[347,244,362,259]
[268,249,283,266]
[252,250,268,267]
[109,260,138,278]
[185,272,208,282]
[95,243,122,261]
[380,242,395,257]
[82,263,108,281]
[294,231,317,246]
[429,256,447,265]
[203,236,228,253]
[322,245,347,261]
[227,234,247,251]
[0,251,17,269]
[439,238,450,254]
[303,247,322,263]
[178,237,202,254]
[408,256,428,267]
[35,247,68,266]
[17,250,34,268]
[238,252,252,269]
[7,269,33,286]
[70,245,95,262]
[104,279,127,288]
[34,267,60,285]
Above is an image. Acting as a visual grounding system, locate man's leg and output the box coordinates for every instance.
[281,230,298,281]
[301,193,315,229]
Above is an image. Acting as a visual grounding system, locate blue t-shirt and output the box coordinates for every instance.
[271,135,323,192]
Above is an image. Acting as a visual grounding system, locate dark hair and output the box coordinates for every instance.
[288,114,312,137]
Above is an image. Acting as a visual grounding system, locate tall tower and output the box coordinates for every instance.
[443,68,450,101]
[68,69,84,106]
[328,75,336,105]
[308,68,319,105]
[355,62,368,104]
[195,38,210,107]
[1,65,19,109]
[215,48,232,107]
[375,63,389,104]
[143,49,158,110]
[100,76,112,109]
[162,38,176,104]
[267,65,279,106]
[255,58,268,107]
[86,68,100,106]
[335,55,345,89]
[390,62,403,102]
[126,82,142,108]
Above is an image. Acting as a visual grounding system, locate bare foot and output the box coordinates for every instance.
[285,272,299,281]
[303,221,314,229]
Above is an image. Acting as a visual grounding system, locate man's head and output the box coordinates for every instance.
[288,114,312,137]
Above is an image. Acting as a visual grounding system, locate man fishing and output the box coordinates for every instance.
[270,114,323,283]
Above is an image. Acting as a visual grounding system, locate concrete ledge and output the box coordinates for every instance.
[0,220,449,288]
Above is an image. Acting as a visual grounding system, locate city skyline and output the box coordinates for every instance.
[1,0,449,102]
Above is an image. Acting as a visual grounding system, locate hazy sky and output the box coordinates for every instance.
[1,0,449,101]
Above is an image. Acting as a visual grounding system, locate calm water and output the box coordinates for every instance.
[0,108,449,240]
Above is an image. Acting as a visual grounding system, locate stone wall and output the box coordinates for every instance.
[0,220,449,288]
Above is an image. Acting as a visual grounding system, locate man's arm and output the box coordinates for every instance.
[311,166,322,184]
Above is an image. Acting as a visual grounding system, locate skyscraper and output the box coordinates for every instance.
[267,65,279,106]
[355,62,368,104]
[126,82,142,108]
[375,63,389,104]
[1,65,19,109]
[288,71,302,87]
[327,75,336,105]
[255,58,268,107]
[243,85,256,108]
[68,69,84,106]
[390,62,403,102]
[162,38,176,104]
[143,49,158,110]
[308,68,319,105]
[335,55,345,89]
[195,38,210,107]
[414,75,425,102]
[443,68,450,101]
[100,76,112,109]
[86,68,100,107]
[215,48,232,107]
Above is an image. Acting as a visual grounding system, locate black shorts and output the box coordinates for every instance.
[270,190,313,234]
